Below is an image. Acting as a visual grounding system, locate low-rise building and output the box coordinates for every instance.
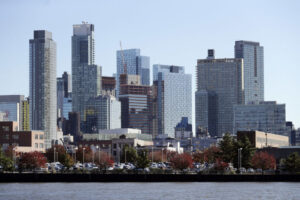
[0,121,45,153]
[174,117,193,140]
[237,130,289,148]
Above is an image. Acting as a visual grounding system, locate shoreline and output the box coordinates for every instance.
[1,173,300,182]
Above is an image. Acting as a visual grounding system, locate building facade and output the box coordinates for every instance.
[116,49,150,97]
[237,131,289,148]
[29,30,57,149]
[235,41,264,104]
[71,23,101,129]
[0,121,45,153]
[0,95,25,131]
[195,50,244,137]
[119,74,152,135]
[153,64,192,138]
[84,95,121,132]
[102,76,116,96]
[233,101,287,136]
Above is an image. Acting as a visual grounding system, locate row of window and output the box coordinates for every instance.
[34,143,44,148]
[34,134,44,140]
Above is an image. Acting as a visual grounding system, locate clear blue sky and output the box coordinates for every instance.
[0,0,299,128]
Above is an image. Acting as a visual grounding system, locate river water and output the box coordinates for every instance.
[0,182,299,200]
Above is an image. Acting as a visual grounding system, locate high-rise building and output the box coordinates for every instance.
[116,49,150,97]
[57,77,64,118]
[0,95,25,131]
[21,98,30,131]
[233,101,287,136]
[119,74,152,135]
[29,30,57,148]
[62,97,72,120]
[195,50,244,137]
[57,72,72,119]
[62,71,71,97]
[153,64,192,138]
[71,23,101,129]
[84,95,121,132]
[235,41,264,104]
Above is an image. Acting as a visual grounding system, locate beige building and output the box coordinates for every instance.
[237,131,289,148]
[0,121,45,153]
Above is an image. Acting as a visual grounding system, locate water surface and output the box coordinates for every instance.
[0,182,299,200]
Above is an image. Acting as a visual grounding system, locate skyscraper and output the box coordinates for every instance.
[195,50,244,137]
[29,30,57,148]
[62,71,71,98]
[116,49,150,97]
[235,41,264,104]
[72,23,101,128]
[153,64,192,137]
[119,74,152,135]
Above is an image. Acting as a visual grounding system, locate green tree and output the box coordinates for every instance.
[121,145,137,163]
[233,135,255,168]
[0,149,13,172]
[284,152,300,173]
[61,153,74,169]
[136,149,150,169]
[219,133,235,163]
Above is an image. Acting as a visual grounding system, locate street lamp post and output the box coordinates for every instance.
[74,147,78,163]
[238,148,243,172]
[152,146,154,163]
[54,147,56,162]
[82,148,86,168]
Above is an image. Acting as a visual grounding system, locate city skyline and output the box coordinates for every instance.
[0,0,299,128]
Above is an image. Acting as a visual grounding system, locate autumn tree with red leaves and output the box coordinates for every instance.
[18,151,47,171]
[94,151,114,170]
[251,151,276,170]
[169,153,193,171]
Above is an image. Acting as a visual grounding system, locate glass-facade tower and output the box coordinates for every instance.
[72,23,101,130]
[235,41,264,104]
[153,65,192,137]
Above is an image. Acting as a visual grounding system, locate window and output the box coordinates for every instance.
[35,134,38,139]
[113,144,117,149]
[39,143,44,148]
[35,143,38,148]
[12,135,19,140]
[2,126,9,132]
[39,135,43,140]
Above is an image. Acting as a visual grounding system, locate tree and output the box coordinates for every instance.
[219,133,235,163]
[61,153,74,169]
[214,158,229,172]
[170,153,193,171]
[203,146,221,164]
[136,149,150,169]
[233,135,255,168]
[251,151,276,170]
[45,145,67,163]
[284,152,300,173]
[121,145,137,163]
[95,151,114,170]
[18,151,47,171]
[0,149,13,172]
[76,146,93,163]
[193,150,205,163]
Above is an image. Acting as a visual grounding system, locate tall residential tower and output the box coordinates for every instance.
[29,30,57,148]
